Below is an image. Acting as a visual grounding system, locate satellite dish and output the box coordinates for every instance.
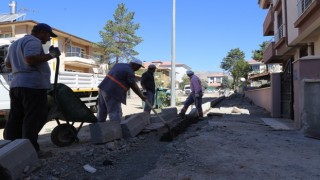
[240,77,246,82]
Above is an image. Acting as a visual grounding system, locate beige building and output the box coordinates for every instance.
[249,0,320,129]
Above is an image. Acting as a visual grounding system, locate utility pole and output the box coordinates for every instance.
[170,0,176,106]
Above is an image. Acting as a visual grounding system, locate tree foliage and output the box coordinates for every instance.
[251,41,269,62]
[179,74,190,89]
[220,48,250,89]
[220,48,245,72]
[231,59,250,87]
[221,76,233,89]
[98,3,142,64]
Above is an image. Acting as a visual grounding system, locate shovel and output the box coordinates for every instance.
[144,100,172,135]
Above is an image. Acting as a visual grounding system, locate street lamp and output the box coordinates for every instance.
[170,0,176,106]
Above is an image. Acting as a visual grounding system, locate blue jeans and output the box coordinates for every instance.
[97,90,122,122]
[143,91,155,113]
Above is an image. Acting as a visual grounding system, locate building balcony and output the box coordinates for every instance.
[63,52,99,68]
[258,0,271,9]
[263,41,285,64]
[263,7,274,36]
[294,0,320,30]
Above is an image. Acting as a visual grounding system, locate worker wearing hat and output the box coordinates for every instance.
[178,70,204,119]
[141,64,157,113]
[4,23,61,152]
[97,59,147,122]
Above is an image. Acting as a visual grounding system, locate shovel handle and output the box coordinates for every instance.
[145,100,166,124]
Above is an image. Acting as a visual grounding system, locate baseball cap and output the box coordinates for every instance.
[148,64,156,69]
[131,58,144,68]
[33,23,57,37]
[186,70,194,76]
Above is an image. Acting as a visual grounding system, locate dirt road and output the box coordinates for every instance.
[4,93,320,179]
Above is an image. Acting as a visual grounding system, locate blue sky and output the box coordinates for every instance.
[0,0,269,72]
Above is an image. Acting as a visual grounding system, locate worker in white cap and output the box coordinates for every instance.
[97,59,147,122]
[179,70,203,119]
[141,64,157,113]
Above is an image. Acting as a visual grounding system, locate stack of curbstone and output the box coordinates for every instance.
[90,108,179,144]
[90,96,223,144]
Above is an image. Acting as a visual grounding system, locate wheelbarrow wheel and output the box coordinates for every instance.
[51,124,77,147]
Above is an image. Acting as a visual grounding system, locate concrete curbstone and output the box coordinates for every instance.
[90,121,123,144]
[0,139,38,180]
[121,112,150,138]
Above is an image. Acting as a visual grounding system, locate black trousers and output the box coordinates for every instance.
[4,87,48,151]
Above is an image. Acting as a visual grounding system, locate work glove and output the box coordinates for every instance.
[49,46,61,58]
[195,93,200,98]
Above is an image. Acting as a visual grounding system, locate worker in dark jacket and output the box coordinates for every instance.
[141,64,156,113]
[97,59,146,122]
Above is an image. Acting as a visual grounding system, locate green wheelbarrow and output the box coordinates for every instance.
[47,56,97,147]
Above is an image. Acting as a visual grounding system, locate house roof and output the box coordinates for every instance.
[0,20,97,47]
[147,60,191,69]
[141,62,170,72]
[247,59,264,65]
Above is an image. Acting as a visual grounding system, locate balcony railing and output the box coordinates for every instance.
[65,52,100,61]
[297,0,312,17]
[274,24,285,42]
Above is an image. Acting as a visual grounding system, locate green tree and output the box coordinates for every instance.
[231,59,250,88]
[98,3,142,64]
[251,41,268,61]
[201,79,208,90]
[221,76,233,89]
[179,74,190,90]
[220,48,246,89]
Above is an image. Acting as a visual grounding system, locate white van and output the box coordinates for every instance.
[183,85,191,95]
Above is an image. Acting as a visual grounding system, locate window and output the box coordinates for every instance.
[0,33,12,38]
[66,45,84,57]
[216,77,222,83]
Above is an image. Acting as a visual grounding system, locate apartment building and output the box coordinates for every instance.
[258,0,320,128]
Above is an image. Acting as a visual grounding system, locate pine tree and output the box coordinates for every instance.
[98,3,143,64]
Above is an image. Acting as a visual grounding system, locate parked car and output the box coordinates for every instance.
[184,85,191,95]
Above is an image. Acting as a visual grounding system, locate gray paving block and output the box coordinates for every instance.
[150,107,177,123]
[189,108,199,118]
[90,121,122,144]
[150,115,165,123]
[0,139,38,180]
[121,112,150,138]
[0,140,11,148]
[202,102,211,113]
[162,107,177,120]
